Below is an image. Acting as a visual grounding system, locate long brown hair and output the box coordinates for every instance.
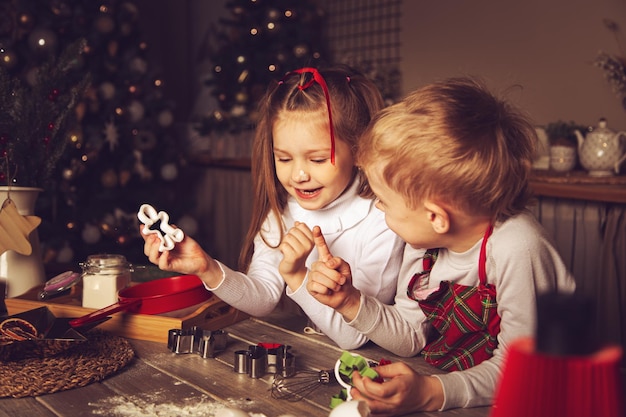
[238,66,384,272]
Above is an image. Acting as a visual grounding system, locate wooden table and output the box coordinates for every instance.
[0,313,490,417]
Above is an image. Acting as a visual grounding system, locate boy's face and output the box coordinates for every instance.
[273,116,354,211]
[366,164,438,248]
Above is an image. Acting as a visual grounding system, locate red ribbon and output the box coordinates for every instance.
[283,67,336,165]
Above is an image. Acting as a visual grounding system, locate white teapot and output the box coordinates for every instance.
[575,118,626,177]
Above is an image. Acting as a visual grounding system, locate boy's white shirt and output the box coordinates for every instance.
[205,179,405,350]
[349,211,576,410]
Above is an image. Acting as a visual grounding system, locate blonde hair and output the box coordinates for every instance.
[239,66,384,271]
[357,77,536,221]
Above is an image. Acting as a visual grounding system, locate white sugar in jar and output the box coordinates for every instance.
[81,254,133,309]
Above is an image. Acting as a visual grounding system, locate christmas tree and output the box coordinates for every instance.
[0,0,194,265]
[0,38,90,189]
[192,0,329,137]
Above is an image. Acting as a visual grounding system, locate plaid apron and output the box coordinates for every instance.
[407,225,500,371]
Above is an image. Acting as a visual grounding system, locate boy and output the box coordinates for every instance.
[307,77,576,413]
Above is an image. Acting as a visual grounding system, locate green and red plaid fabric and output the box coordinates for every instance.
[410,225,501,372]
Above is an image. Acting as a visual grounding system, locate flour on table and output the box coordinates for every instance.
[90,394,266,417]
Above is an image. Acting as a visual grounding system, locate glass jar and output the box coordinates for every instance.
[81,254,133,309]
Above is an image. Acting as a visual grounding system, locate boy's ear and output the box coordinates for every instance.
[423,200,450,234]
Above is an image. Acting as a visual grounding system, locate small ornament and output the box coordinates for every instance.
[237,69,250,84]
[235,91,248,103]
[81,223,101,244]
[99,81,116,100]
[293,43,309,58]
[28,28,58,55]
[160,163,178,181]
[117,234,129,245]
[231,104,246,117]
[157,109,174,127]
[0,47,18,70]
[0,198,41,256]
[62,167,74,181]
[127,84,141,96]
[50,0,72,18]
[103,118,119,151]
[48,88,60,102]
[127,100,145,122]
[129,57,147,74]
[267,8,280,20]
[133,150,152,180]
[119,169,131,186]
[94,15,115,34]
[101,169,118,188]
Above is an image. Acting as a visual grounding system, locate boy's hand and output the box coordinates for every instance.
[279,221,315,291]
[307,226,361,320]
[350,362,444,414]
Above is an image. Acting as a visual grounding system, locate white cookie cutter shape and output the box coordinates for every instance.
[334,355,354,401]
[137,204,184,252]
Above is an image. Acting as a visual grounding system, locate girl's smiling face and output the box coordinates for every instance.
[272,114,355,211]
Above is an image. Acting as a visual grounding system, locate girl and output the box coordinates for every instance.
[142,66,404,349]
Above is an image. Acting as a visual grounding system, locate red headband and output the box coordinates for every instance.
[281,67,336,165]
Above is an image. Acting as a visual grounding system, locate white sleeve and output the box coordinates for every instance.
[348,245,431,357]
[206,233,286,317]
[288,277,370,350]
[289,218,405,350]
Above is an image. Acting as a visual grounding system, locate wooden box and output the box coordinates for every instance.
[4,285,249,344]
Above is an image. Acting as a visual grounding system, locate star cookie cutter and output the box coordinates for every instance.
[137,204,184,251]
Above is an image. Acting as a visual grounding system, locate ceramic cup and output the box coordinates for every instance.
[549,146,577,172]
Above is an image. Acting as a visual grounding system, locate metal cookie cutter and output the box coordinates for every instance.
[233,343,294,379]
[259,343,294,377]
[247,345,267,379]
[137,203,184,251]
[167,327,228,358]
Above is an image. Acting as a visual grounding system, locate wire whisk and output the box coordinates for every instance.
[271,369,336,401]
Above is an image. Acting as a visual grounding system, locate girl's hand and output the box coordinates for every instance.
[141,225,222,288]
[307,226,361,320]
[278,221,315,290]
[350,362,445,414]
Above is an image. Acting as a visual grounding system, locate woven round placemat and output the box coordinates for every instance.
[0,330,135,398]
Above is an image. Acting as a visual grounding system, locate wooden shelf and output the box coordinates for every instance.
[190,157,626,205]
[530,181,626,204]
[530,170,626,204]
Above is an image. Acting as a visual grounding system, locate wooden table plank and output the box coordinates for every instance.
[133,338,333,417]
[0,396,55,416]
[35,383,121,417]
[0,312,492,416]
[227,316,490,417]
